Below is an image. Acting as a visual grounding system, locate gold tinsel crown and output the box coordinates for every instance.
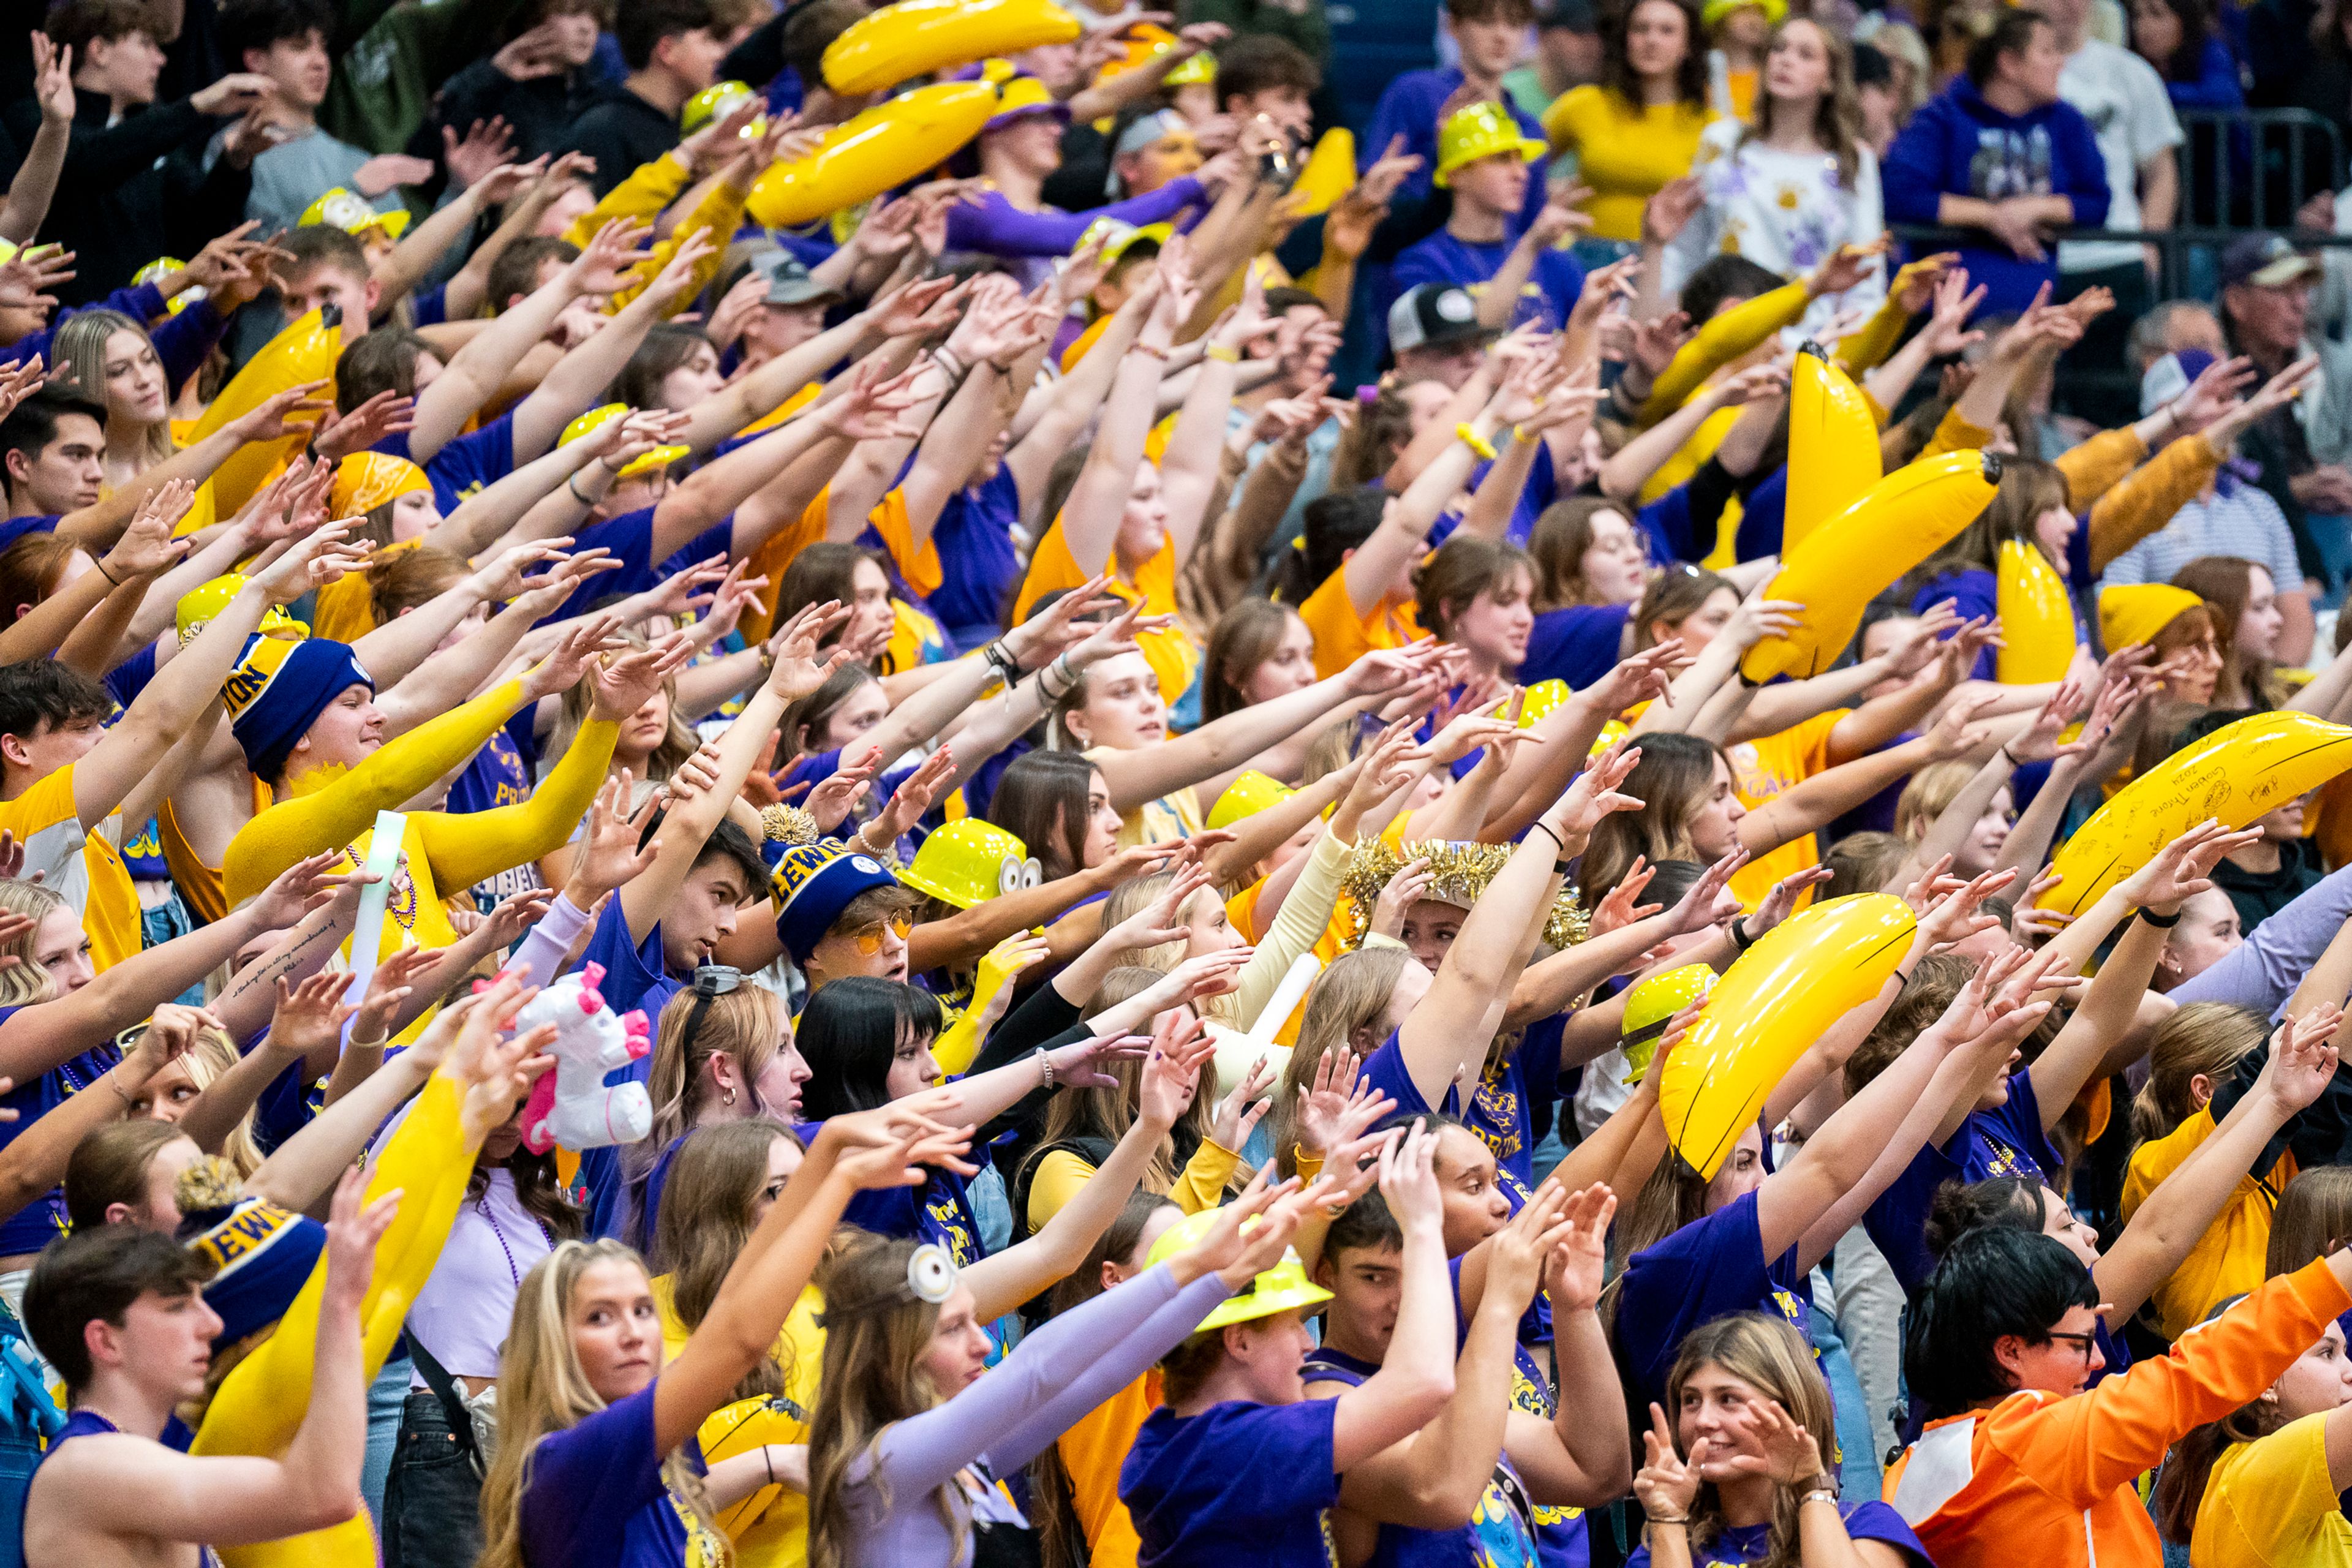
[1340,839,1588,951]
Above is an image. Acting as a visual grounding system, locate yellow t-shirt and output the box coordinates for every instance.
[2195,1411,2352,1567]
[1058,1371,1160,1568]
[2123,1105,2294,1341]
[862,488,944,599]
[654,1274,826,1568]
[1017,518,1199,706]
[1539,88,1717,241]
[737,486,834,647]
[0,764,140,972]
[1298,569,1422,682]
[1723,710,1844,910]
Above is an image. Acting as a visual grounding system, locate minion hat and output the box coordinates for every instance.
[175,575,307,647]
[132,257,200,316]
[1340,838,1588,951]
[222,632,374,783]
[683,79,764,136]
[1433,102,1544,189]
[1701,0,1786,27]
[985,72,1071,134]
[900,819,1039,910]
[2098,582,2207,654]
[771,840,902,963]
[1517,677,1571,727]
[331,451,431,519]
[299,186,412,242]
[561,402,692,480]
[175,1156,328,1352]
[1075,217,1172,271]
[1208,770,1295,832]
[1145,1205,1331,1333]
[1620,962,1717,1084]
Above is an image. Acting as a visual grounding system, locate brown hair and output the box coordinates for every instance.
[2172,556,2285,709]
[63,1119,190,1230]
[2129,1002,2266,1142]
[1844,955,1972,1096]
[1601,0,1710,111]
[2265,1167,2352,1279]
[2155,1382,2288,1543]
[1413,535,1536,643]
[1741,17,1868,186]
[1630,567,1734,651]
[1665,1314,1841,1568]
[652,1118,802,1398]
[1272,949,1414,1174]
[0,534,79,625]
[1822,830,1907,900]
[368,543,467,626]
[1916,456,2068,582]
[1530,496,1646,610]
[1203,598,1308,722]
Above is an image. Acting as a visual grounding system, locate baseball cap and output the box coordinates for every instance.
[2220,233,2321,291]
[1388,284,1490,355]
[753,251,846,309]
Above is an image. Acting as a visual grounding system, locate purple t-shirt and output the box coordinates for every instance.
[1863,1066,2060,1294]
[1623,1498,1929,1567]
[516,1379,714,1568]
[1121,1397,1342,1568]
[1613,1188,1815,1409]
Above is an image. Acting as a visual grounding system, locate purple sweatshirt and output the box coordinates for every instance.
[839,1263,1232,1567]
[944,178,1210,260]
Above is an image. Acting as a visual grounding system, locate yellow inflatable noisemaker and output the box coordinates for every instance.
[1739,450,2001,684]
[2040,709,2352,918]
[1994,538,2075,684]
[1782,345,1879,555]
[1288,129,1357,216]
[185,306,342,516]
[1659,892,1915,1179]
[746,82,1000,227]
[822,0,1081,94]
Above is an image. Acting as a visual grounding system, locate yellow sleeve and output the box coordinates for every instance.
[1835,291,1912,374]
[862,488,944,598]
[2053,427,2149,513]
[1026,1148,1096,1234]
[1170,1137,1241,1213]
[2088,433,2223,578]
[222,677,535,903]
[1639,280,1810,425]
[1294,1147,1324,1182]
[1918,405,1996,462]
[410,717,617,895]
[603,168,748,318]
[564,153,693,249]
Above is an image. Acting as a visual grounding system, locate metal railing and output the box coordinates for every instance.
[1885,224,2352,306]
[2176,108,2343,230]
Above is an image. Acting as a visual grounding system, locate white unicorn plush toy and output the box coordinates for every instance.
[517,962,654,1153]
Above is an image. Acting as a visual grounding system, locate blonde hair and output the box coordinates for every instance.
[479,1240,730,1568]
[807,1231,963,1568]
[1893,760,1978,843]
[652,1120,802,1400]
[2130,1003,2266,1143]
[0,881,63,1008]
[1665,1314,1842,1568]
[1272,949,1410,1175]
[642,984,788,1153]
[1099,875,1240,1026]
[150,1025,263,1177]
[548,627,697,783]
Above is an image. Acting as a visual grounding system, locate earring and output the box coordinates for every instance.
[722,1085,736,1106]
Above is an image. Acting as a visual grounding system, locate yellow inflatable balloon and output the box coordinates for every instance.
[1740,450,2002,684]
[1783,345,1879,555]
[823,0,1080,93]
[2042,709,2352,918]
[701,1395,811,1548]
[746,83,1000,227]
[186,307,341,516]
[1660,892,1917,1179]
[1289,128,1357,216]
[1994,538,2075,684]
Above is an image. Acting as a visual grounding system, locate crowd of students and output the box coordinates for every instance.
[1,0,2351,1565]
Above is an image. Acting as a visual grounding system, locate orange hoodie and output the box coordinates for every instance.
[1884,1258,2352,1568]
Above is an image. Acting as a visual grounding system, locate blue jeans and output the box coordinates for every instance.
[363,1354,410,1527]
[1809,1300,1882,1500]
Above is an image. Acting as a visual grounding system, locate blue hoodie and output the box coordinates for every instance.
[1882,75,2110,314]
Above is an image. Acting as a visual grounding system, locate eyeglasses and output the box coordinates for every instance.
[2043,1330,2100,1359]
[850,914,914,956]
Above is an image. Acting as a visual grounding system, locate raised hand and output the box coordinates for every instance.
[2117,818,2258,913]
[1369,856,1434,942]
[1139,1010,1217,1129]
[250,850,350,929]
[1211,1050,1276,1152]
[308,389,417,464]
[2260,1004,2344,1114]
[103,481,195,581]
[1042,1030,1153,1091]
[1544,739,1645,854]
[566,772,663,903]
[1543,1182,1616,1313]
[269,971,355,1061]
[588,631,697,723]
[1635,1403,1706,1520]
[1721,1400,1825,1487]
[766,600,857,699]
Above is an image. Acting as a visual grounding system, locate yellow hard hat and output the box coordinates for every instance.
[298,187,412,241]
[986,72,1068,133]
[1621,962,1716,1084]
[1208,770,1295,832]
[560,403,690,479]
[1515,678,1570,727]
[133,258,200,316]
[682,80,766,137]
[1702,0,1786,27]
[1076,217,1173,270]
[899,819,1039,909]
[1432,102,1544,189]
[1163,49,1215,85]
[1145,1206,1331,1332]
[175,575,307,647]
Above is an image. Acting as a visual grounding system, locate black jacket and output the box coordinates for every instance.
[554,83,680,198]
[420,57,601,166]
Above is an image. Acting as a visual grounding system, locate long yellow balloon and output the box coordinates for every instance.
[1660,893,1917,1179]
[184,307,341,516]
[1740,450,2002,684]
[1289,129,1357,217]
[1994,538,2076,684]
[1783,345,1879,555]
[745,83,999,228]
[823,0,1080,93]
[2041,709,2352,917]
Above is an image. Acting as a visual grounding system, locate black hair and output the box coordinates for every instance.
[1216,34,1322,107]
[619,324,716,411]
[1298,486,1387,595]
[1680,254,1787,325]
[0,658,117,744]
[1325,1188,1403,1256]
[796,977,946,1118]
[334,330,430,412]
[1450,0,1538,20]
[0,388,105,503]
[1967,8,2049,88]
[1851,40,1893,87]
[690,819,767,897]
[1923,1175,2053,1260]
[1601,0,1709,111]
[1905,1227,2101,1419]
[44,0,154,52]
[1262,286,1327,318]
[217,0,334,62]
[24,1226,213,1394]
[617,0,714,69]
[2170,706,2261,752]
[987,750,1098,883]
[485,236,578,314]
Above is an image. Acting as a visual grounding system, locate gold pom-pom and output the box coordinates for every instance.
[761,804,817,845]
[173,1154,247,1219]
[1339,839,1586,951]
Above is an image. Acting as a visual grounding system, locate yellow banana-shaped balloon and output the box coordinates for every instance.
[1994,538,2076,684]
[823,0,1081,93]
[1289,129,1358,217]
[1783,344,1879,554]
[701,1395,813,1551]
[1660,893,1917,1179]
[1740,450,2002,684]
[185,307,341,517]
[2041,710,2352,917]
[747,83,999,228]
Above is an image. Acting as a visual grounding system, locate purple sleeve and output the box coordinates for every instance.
[507,892,597,989]
[945,179,1206,258]
[2,282,168,369]
[2172,861,2352,1020]
[516,1380,665,1562]
[149,296,229,398]
[1880,107,1950,224]
[874,1264,1221,1494]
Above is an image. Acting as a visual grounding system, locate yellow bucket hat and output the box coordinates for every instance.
[1433,102,1544,189]
[1146,1206,1332,1332]
[299,187,412,241]
[2098,582,2207,653]
[900,819,1039,908]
